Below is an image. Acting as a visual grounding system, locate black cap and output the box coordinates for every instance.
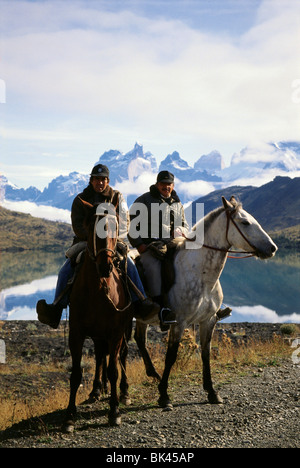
[156,170,174,183]
[90,164,109,178]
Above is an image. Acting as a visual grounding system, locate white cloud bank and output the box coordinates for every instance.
[2,0,300,177]
[230,305,300,324]
[1,199,71,223]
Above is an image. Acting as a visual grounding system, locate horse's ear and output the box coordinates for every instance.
[78,197,94,210]
[229,196,238,207]
[222,195,238,211]
[222,196,233,210]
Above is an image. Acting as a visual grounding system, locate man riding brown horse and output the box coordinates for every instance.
[36,164,172,329]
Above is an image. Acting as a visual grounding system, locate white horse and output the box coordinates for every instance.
[133,196,278,408]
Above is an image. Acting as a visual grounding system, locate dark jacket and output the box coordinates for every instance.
[71,184,128,244]
[128,184,189,249]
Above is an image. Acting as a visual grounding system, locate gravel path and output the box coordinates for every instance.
[0,321,299,450]
[1,360,299,449]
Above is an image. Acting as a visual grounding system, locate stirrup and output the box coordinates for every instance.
[159,307,177,325]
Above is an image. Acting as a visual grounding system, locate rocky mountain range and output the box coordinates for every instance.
[1,141,300,209]
[186,175,300,232]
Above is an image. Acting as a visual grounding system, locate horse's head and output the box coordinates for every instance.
[222,196,278,259]
[80,198,118,277]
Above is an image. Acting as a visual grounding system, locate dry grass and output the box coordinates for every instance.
[0,331,293,432]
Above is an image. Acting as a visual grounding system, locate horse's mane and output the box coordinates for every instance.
[168,198,243,250]
[190,206,223,234]
[192,197,243,233]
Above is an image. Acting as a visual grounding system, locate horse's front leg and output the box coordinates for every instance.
[119,334,131,406]
[158,324,183,410]
[89,339,107,401]
[107,347,121,426]
[134,320,161,380]
[200,316,223,404]
[65,330,84,432]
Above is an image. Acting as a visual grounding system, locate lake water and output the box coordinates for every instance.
[0,250,299,323]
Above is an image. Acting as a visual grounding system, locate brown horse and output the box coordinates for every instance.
[65,199,133,431]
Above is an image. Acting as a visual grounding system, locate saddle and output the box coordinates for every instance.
[66,241,87,266]
[135,240,179,297]
[161,242,178,294]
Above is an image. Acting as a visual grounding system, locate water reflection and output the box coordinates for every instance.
[0,250,65,321]
[1,276,57,320]
[0,251,299,323]
[221,253,300,322]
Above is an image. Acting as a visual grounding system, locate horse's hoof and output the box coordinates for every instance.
[108,415,122,426]
[162,403,173,412]
[120,394,131,406]
[63,420,75,433]
[208,392,223,404]
[87,392,101,403]
[158,397,173,410]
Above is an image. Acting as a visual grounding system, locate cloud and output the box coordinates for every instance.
[1,199,71,223]
[222,168,300,189]
[2,0,300,177]
[1,276,57,299]
[0,79,6,103]
[115,171,216,202]
[114,171,155,199]
[230,305,300,323]
[175,179,215,198]
[1,126,79,142]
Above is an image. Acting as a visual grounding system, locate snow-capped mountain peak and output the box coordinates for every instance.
[160,151,191,171]
[194,150,225,173]
[95,142,157,185]
[1,141,300,213]
[231,142,300,169]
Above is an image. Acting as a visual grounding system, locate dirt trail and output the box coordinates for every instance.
[0,321,299,449]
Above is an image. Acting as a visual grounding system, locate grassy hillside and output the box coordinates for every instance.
[270,224,300,252]
[0,206,73,252]
[1,204,299,254]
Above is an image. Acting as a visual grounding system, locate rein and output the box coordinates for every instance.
[103,273,132,313]
[88,213,132,312]
[186,209,256,259]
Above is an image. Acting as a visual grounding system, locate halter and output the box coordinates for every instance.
[186,208,256,259]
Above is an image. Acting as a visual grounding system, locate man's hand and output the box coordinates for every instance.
[174,228,183,238]
[137,244,148,254]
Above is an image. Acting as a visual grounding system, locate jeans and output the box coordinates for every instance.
[126,256,145,302]
[55,256,146,308]
[54,259,73,308]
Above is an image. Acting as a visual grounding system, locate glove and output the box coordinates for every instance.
[147,241,168,260]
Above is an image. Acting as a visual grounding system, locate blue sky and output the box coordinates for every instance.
[0,0,300,190]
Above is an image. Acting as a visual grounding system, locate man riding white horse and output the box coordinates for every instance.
[128,171,232,328]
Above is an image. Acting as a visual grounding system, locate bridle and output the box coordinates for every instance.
[224,209,256,257]
[186,208,256,259]
[88,213,118,266]
[87,211,132,311]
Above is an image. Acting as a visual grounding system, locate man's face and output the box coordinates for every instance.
[91,176,109,193]
[156,181,174,198]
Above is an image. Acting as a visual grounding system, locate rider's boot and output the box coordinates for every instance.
[216,306,232,321]
[36,300,63,329]
[134,298,160,320]
[153,295,177,332]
